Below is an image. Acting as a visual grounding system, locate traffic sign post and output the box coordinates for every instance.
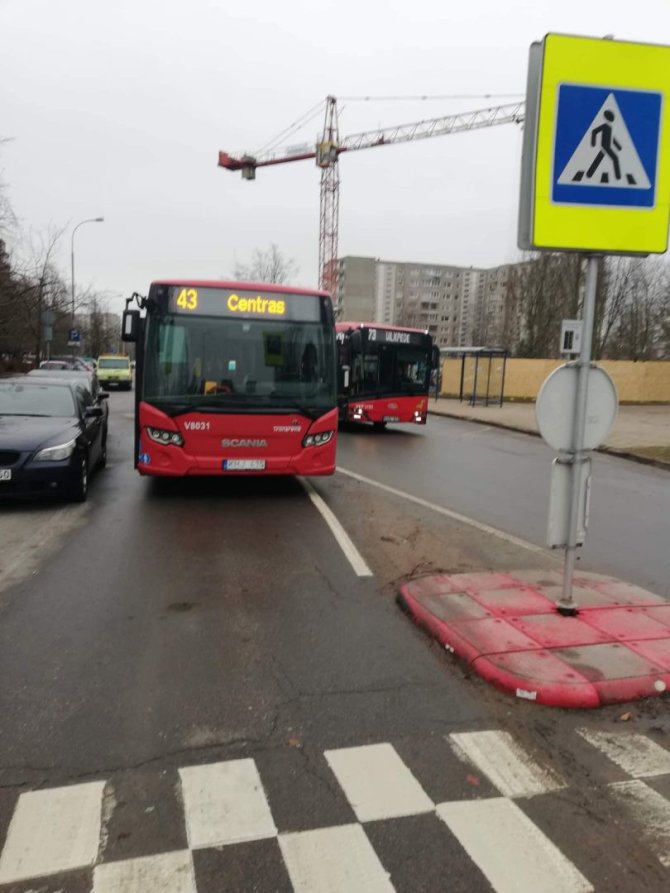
[561,256,597,614]
[520,33,670,613]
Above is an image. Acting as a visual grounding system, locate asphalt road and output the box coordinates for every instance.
[0,395,668,892]
[337,415,670,596]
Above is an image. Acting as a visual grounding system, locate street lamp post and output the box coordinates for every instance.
[70,217,104,338]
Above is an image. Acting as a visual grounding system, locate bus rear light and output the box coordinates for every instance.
[302,430,334,448]
[147,427,185,447]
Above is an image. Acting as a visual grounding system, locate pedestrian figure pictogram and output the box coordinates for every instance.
[585,111,623,183]
[557,93,651,191]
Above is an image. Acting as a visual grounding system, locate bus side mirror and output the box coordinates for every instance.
[122,309,140,343]
[432,345,440,369]
[351,330,363,353]
[343,365,350,389]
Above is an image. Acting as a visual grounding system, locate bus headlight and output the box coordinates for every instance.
[302,430,334,448]
[146,427,184,447]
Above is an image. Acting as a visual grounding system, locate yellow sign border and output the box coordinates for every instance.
[533,34,670,254]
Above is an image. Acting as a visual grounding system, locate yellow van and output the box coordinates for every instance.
[97,354,132,390]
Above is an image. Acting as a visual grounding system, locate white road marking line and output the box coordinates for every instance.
[178,758,277,848]
[0,780,105,884]
[324,742,433,821]
[338,466,553,558]
[610,780,670,867]
[299,478,373,577]
[93,850,197,893]
[436,798,593,893]
[449,730,564,798]
[279,823,395,893]
[577,729,670,778]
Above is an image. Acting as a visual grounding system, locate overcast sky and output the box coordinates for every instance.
[2,0,669,314]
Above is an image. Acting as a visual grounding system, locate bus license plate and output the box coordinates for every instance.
[383,416,400,422]
[0,469,11,481]
[223,459,266,471]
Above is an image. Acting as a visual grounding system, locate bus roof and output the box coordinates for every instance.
[336,321,429,335]
[150,280,331,299]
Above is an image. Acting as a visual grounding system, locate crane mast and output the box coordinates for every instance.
[218,98,525,301]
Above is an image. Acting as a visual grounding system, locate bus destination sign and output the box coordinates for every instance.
[167,286,322,322]
[366,327,427,347]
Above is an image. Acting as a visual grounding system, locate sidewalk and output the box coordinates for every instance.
[429,398,670,467]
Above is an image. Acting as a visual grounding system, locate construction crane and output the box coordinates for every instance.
[218,96,525,300]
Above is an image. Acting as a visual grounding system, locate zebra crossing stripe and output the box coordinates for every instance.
[0,780,106,884]
[93,850,197,893]
[178,758,277,849]
[324,742,434,822]
[609,780,670,867]
[436,798,594,893]
[577,729,670,778]
[279,824,395,893]
[449,731,564,798]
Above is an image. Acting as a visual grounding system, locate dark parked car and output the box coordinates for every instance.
[0,378,107,501]
[26,369,109,423]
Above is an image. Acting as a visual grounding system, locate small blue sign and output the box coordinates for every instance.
[552,85,661,208]
[138,452,151,465]
[68,328,81,343]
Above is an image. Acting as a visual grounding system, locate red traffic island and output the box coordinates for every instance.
[398,570,670,708]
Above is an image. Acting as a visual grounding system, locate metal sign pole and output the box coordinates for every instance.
[559,254,599,615]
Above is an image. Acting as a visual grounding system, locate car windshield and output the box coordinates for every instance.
[98,358,129,369]
[0,383,76,417]
[143,313,336,415]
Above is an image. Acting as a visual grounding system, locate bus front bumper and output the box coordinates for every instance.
[137,440,336,477]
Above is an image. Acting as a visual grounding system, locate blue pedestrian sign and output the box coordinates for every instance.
[552,85,661,208]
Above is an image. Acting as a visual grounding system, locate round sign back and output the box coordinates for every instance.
[536,364,618,452]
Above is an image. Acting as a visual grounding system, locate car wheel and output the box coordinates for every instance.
[71,455,89,502]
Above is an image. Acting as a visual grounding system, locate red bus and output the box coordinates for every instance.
[336,322,439,429]
[122,280,337,476]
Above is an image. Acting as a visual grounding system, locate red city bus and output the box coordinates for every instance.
[336,322,439,429]
[122,280,337,476]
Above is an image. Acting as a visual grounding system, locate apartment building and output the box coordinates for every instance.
[337,256,519,347]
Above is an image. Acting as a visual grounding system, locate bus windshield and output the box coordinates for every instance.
[143,314,336,416]
[356,343,431,396]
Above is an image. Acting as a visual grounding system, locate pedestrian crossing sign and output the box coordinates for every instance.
[554,87,659,206]
[519,34,670,254]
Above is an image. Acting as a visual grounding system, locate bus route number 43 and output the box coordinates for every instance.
[176,288,198,311]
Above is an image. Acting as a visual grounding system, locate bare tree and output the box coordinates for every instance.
[514,253,583,357]
[233,243,298,284]
[78,294,120,358]
[1,225,69,364]
[0,138,17,237]
[602,257,668,360]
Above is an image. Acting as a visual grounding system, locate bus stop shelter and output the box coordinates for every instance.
[440,347,509,407]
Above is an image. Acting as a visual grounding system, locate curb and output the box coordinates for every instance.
[398,571,670,709]
[428,408,670,472]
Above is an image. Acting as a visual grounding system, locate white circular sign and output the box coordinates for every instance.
[536,364,618,452]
